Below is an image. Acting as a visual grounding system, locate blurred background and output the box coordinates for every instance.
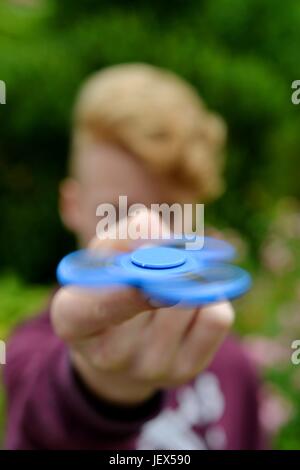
[0,0,300,448]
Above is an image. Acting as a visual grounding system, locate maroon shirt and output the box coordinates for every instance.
[3,309,263,450]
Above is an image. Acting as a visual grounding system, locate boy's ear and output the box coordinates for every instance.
[59,178,82,233]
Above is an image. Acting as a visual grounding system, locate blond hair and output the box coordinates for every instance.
[71,63,227,201]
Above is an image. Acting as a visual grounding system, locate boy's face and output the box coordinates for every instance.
[59,143,191,246]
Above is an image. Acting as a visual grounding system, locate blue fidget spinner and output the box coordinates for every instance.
[57,236,252,306]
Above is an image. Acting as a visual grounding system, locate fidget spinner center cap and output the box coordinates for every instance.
[130,247,186,269]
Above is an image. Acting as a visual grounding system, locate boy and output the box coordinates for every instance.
[4,64,262,449]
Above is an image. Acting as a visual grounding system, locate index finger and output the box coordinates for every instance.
[51,285,154,341]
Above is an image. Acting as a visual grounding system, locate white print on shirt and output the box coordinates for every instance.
[137,372,226,450]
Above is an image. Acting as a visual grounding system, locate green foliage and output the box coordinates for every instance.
[0,273,49,337]
[235,199,300,449]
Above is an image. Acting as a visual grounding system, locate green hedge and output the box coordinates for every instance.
[0,0,299,281]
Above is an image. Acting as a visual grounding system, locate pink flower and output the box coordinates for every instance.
[243,336,288,369]
[259,386,293,436]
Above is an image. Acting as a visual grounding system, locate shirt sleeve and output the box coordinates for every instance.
[3,312,165,450]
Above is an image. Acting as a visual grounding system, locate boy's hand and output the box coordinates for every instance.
[51,210,234,405]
